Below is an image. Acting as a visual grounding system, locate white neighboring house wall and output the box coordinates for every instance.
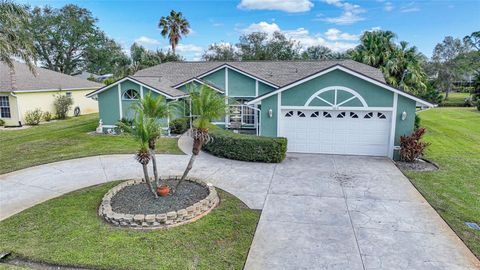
[0,89,98,126]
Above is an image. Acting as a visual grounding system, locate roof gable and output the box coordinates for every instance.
[247,65,434,107]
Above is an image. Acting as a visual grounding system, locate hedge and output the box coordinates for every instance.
[202,127,287,163]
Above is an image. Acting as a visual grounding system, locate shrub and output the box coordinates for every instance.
[400,128,429,162]
[202,126,287,163]
[54,94,73,119]
[464,96,474,107]
[0,119,5,126]
[170,117,190,134]
[43,111,52,122]
[476,100,480,111]
[24,108,42,125]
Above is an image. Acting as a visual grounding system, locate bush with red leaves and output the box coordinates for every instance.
[400,128,430,162]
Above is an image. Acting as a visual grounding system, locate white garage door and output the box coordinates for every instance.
[280,109,391,156]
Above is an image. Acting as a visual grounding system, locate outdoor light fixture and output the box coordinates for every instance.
[268,108,273,118]
[401,111,407,120]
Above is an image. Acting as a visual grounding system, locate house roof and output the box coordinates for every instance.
[0,61,103,93]
[133,60,386,88]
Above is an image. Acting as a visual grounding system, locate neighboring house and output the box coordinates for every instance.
[86,60,434,159]
[1,62,102,126]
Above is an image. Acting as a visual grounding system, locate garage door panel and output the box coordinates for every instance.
[280,109,391,157]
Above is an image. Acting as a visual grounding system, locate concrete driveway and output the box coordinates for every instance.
[0,150,478,269]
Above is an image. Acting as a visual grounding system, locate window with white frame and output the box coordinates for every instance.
[123,89,139,100]
[0,96,11,118]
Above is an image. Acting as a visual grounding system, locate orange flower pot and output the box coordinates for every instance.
[157,185,170,197]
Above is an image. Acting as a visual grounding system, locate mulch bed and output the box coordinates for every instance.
[111,180,209,215]
[396,158,439,172]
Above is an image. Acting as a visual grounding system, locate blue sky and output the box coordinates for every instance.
[20,0,480,60]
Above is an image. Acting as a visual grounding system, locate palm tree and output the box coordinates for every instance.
[158,10,190,55]
[130,93,169,188]
[120,111,161,197]
[0,1,36,74]
[174,85,227,191]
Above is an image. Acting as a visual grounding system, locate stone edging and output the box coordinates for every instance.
[99,176,219,229]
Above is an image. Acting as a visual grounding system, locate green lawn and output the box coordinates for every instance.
[443,92,470,106]
[405,107,480,258]
[0,182,260,270]
[0,114,182,174]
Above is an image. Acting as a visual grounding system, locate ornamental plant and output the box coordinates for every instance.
[53,93,73,119]
[24,108,42,125]
[399,128,429,162]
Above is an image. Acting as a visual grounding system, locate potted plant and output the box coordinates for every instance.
[157,185,170,196]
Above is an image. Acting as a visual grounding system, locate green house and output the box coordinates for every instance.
[86,60,434,159]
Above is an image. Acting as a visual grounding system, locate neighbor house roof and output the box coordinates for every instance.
[0,61,103,93]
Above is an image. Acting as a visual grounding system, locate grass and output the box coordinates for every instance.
[0,114,182,174]
[442,92,470,106]
[0,182,261,270]
[405,107,480,258]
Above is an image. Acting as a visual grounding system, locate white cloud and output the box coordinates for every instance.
[240,22,359,52]
[324,28,358,41]
[175,44,203,53]
[134,36,161,46]
[400,2,420,12]
[238,0,313,13]
[384,2,394,11]
[241,22,281,35]
[320,0,365,25]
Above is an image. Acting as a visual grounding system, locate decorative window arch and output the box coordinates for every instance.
[123,89,140,100]
[304,86,368,109]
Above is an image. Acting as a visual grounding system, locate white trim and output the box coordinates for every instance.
[280,105,394,111]
[211,122,226,125]
[102,125,117,128]
[12,87,99,93]
[198,64,279,89]
[388,93,398,158]
[173,78,224,93]
[277,92,281,136]
[247,65,434,107]
[118,84,123,119]
[140,85,144,99]
[304,86,368,108]
[255,80,259,97]
[86,77,177,99]
[225,68,229,127]
[229,95,257,98]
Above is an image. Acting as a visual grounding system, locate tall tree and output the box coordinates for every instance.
[301,46,333,60]
[0,0,36,75]
[431,36,469,99]
[29,4,101,74]
[158,10,190,55]
[350,30,427,95]
[237,31,300,60]
[84,32,130,76]
[202,43,239,61]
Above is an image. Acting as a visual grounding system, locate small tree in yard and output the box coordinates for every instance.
[400,128,430,162]
[119,110,161,197]
[175,85,227,192]
[54,93,73,119]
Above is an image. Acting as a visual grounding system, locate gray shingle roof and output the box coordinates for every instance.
[132,60,386,89]
[1,61,103,92]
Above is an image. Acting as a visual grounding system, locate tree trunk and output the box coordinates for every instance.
[150,149,160,188]
[174,136,203,193]
[142,163,158,198]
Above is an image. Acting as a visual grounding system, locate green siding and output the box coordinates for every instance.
[98,85,120,126]
[281,70,393,107]
[120,80,142,120]
[202,68,225,89]
[228,69,256,97]
[260,95,277,136]
[394,95,416,159]
[258,82,275,95]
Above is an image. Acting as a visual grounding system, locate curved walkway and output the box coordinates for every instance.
[1,135,479,270]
